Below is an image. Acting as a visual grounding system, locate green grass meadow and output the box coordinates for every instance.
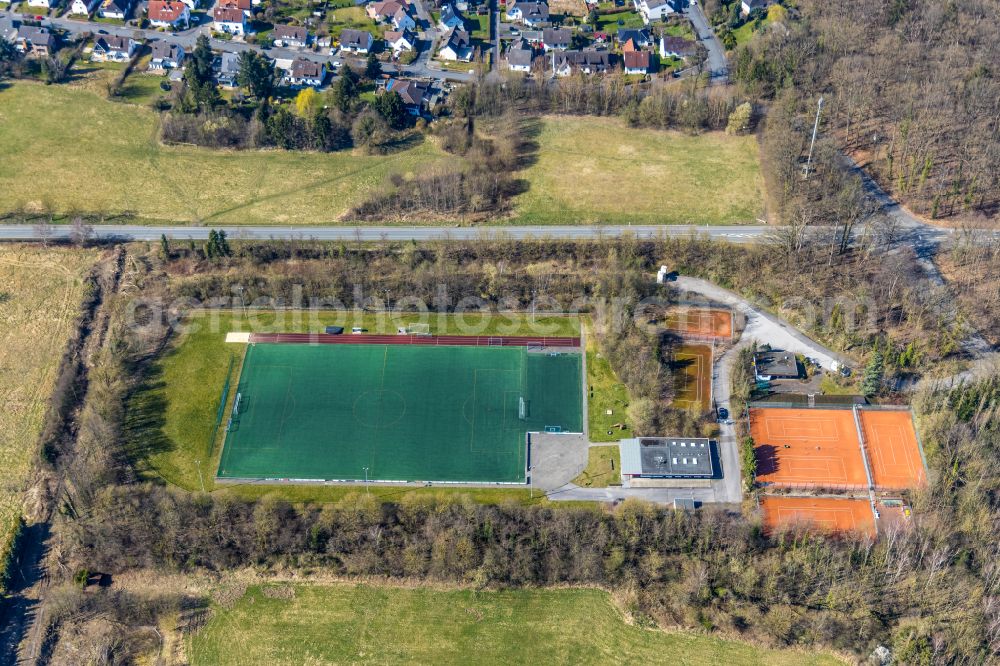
[0,82,445,224]
[514,116,764,225]
[189,583,845,665]
[585,321,631,442]
[572,445,621,487]
[128,311,580,500]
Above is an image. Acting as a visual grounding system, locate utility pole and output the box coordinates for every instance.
[363,466,369,495]
[195,460,205,493]
[803,96,823,180]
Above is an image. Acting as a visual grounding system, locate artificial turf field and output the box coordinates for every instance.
[217,343,583,483]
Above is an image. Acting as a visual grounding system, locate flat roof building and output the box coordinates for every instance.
[619,437,714,479]
[754,350,799,379]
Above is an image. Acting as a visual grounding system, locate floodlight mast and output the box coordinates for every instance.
[803,96,824,180]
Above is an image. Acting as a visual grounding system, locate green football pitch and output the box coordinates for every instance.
[217,343,583,483]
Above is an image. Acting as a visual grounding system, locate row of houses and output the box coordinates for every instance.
[505,28,696,75]
[213,51,326,87]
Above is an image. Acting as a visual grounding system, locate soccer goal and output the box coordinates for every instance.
[518,396,528,420]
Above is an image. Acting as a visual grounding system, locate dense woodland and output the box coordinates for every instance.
[731,0,1000,222]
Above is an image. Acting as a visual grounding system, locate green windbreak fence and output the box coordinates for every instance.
[217,344,582,483]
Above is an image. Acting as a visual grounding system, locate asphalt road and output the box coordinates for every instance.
[0,223,980,244]
[686,1,728,84]
[0,224,782,242]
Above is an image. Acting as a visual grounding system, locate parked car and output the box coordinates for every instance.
[717,407,729,420]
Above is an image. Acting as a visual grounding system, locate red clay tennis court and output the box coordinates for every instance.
[859,410,926,490]
[761,496,876,536]
[750,407,868,488]
[663,307,732,339]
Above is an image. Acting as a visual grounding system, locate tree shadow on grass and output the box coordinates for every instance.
[122,361,175,470]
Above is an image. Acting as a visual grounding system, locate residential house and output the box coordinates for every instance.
[14,25,55,56]
[633,0,675,24]
[0,18,18,45]
[506,0,548,26]
[617,27,651,48]
[272,24,308,47]
[339,28,374,53]
[149,41,185,69]
[659,35,696,58]
[91,35,138,61]
[438,27,471,61]
[741,0,769,15]
[541,27,570,51]
[506,37,533,72]
[286,57,324,87]
[437,3,464,31]
[384,28,415,53]
[219,0,252,14]
[385,78,432,114]
[622,49,652,74]
[68,0,101,15]
[367,0,416,30]
[97,0,132,19]
[213,50,240,86]
[391,7,416,30]
[366,0,402,20]
[552,48,611,76]
[148,0,190,29]
[213,6,247,35]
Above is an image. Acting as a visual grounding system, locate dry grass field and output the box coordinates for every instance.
[0,83,448,225]
[0,247,97,583]
[514,116,764,225]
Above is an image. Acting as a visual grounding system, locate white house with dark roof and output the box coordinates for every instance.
[506,0,548,26]
[384,28,415,53]
[438,26,472,61]
[150,41,185,69]
[91,35,138,62]
[213,50,240,86]
[283,57,324,87]
[69,0,101,15]
[272,24,308,47]
[506,37,533,72]
[633,0,675,24]
[98,0,132,19]
[339,28,374,53]
[659,35,696,58]
[541,28,570,51]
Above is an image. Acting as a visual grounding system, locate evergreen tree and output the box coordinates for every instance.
[364,52,381,80]
[330,68,359,113]
[237,50,275,100]
[159,234,171,261]
[373,90,406,129]
[861,347,885,396]
[184,35,219,110]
